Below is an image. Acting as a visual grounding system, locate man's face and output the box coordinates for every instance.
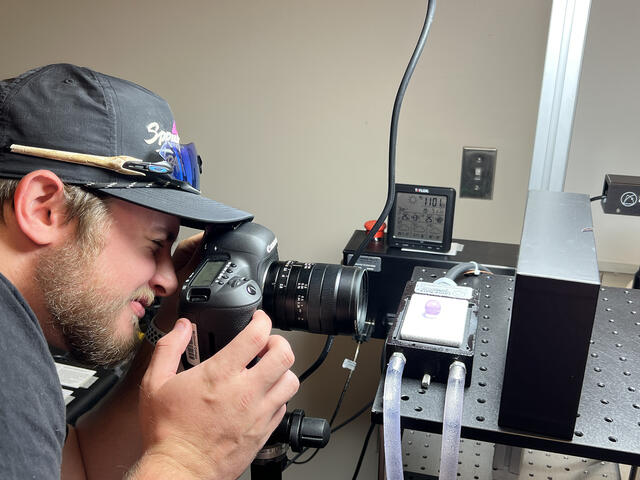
[36,199,180,366]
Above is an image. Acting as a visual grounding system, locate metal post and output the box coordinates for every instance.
[528,0,592,192]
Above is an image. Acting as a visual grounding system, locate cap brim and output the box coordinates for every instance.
[97,187,253,229]
[0,150,253,229]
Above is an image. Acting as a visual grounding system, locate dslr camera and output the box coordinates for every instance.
[179,222,368,365]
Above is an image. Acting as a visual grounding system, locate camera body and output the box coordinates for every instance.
[179,222,274,365]
[180,222,368,365]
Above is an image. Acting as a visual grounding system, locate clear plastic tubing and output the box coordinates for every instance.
[439,361,467,480]
[383,352,406,480]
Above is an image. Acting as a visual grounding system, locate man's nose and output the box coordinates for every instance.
[150,250,178,297]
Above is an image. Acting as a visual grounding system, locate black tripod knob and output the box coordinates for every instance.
[268,409,330,452]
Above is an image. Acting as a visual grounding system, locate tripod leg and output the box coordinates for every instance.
[250,452,286,480]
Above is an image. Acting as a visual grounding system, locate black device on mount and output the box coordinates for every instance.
[387,184,456,253]
[178,220,368,479]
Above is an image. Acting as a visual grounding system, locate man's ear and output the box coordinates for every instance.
[13,170,72,246]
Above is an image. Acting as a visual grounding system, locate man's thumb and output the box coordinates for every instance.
[144,318,192,388]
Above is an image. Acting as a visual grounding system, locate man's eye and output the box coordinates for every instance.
[150,240,164,252]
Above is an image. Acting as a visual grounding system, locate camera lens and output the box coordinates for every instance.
[262,261,367,336]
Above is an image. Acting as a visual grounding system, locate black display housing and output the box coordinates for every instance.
[387,184,456,253]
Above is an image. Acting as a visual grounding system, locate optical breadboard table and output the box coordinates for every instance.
[371,267,640,466]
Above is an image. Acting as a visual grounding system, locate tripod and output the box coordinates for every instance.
[250,409,329,480]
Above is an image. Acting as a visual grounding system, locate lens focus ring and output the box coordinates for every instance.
[263,261,367,336]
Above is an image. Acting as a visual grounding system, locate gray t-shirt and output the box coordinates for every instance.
[0,273,65,478]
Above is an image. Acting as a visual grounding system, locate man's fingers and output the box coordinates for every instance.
[172,232,204,273]
[144,318,192,390]
[265,370,299,411]
[262,404,288,443]
[209,310,272,372]
[249,335,296,390]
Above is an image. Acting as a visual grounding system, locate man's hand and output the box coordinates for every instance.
[133,310,299,479]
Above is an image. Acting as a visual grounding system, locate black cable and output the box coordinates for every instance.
[287,341,363,467]
[287,0,438,471]
[298,335,335,384]
[591,195,606,202]
[331,400,373,434]
[352,421,376,480]
[329,340,361,424]
[347,0,437,268]
[289,444,321,466]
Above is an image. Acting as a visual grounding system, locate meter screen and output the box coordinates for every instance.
[193,260,227,286]
[393,192,447,243]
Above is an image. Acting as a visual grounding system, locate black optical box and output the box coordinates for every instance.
[498,190,600,440]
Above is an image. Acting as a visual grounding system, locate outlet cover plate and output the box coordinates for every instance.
[460,147,497,199]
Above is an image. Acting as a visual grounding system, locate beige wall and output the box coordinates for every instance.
[566,0,640,273]
[1,1,553,477]
[1,0,551,257]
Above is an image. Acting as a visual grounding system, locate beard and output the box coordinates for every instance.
[36,238,154,367]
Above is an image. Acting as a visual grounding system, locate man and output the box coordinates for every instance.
[0,63,299,479]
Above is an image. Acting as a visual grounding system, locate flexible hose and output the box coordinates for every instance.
[439,361,466,480]
[433,261,492,285]
[383,352,406,480]
[444,261,486,281]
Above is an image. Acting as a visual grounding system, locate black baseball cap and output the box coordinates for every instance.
[0,63,253,228]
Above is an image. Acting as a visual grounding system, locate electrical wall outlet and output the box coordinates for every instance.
[460,147,497,199]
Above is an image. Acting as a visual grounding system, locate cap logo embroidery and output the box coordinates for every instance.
[144,121,180,146]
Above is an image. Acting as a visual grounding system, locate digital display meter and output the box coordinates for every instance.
[192,260,228,287]
[387,184,456,252]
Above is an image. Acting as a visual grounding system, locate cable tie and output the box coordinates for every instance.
[342,358,357,371]
[471,261,480,276]
[434,277,457,287]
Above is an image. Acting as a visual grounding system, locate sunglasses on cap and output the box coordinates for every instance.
[8,141,202,193]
